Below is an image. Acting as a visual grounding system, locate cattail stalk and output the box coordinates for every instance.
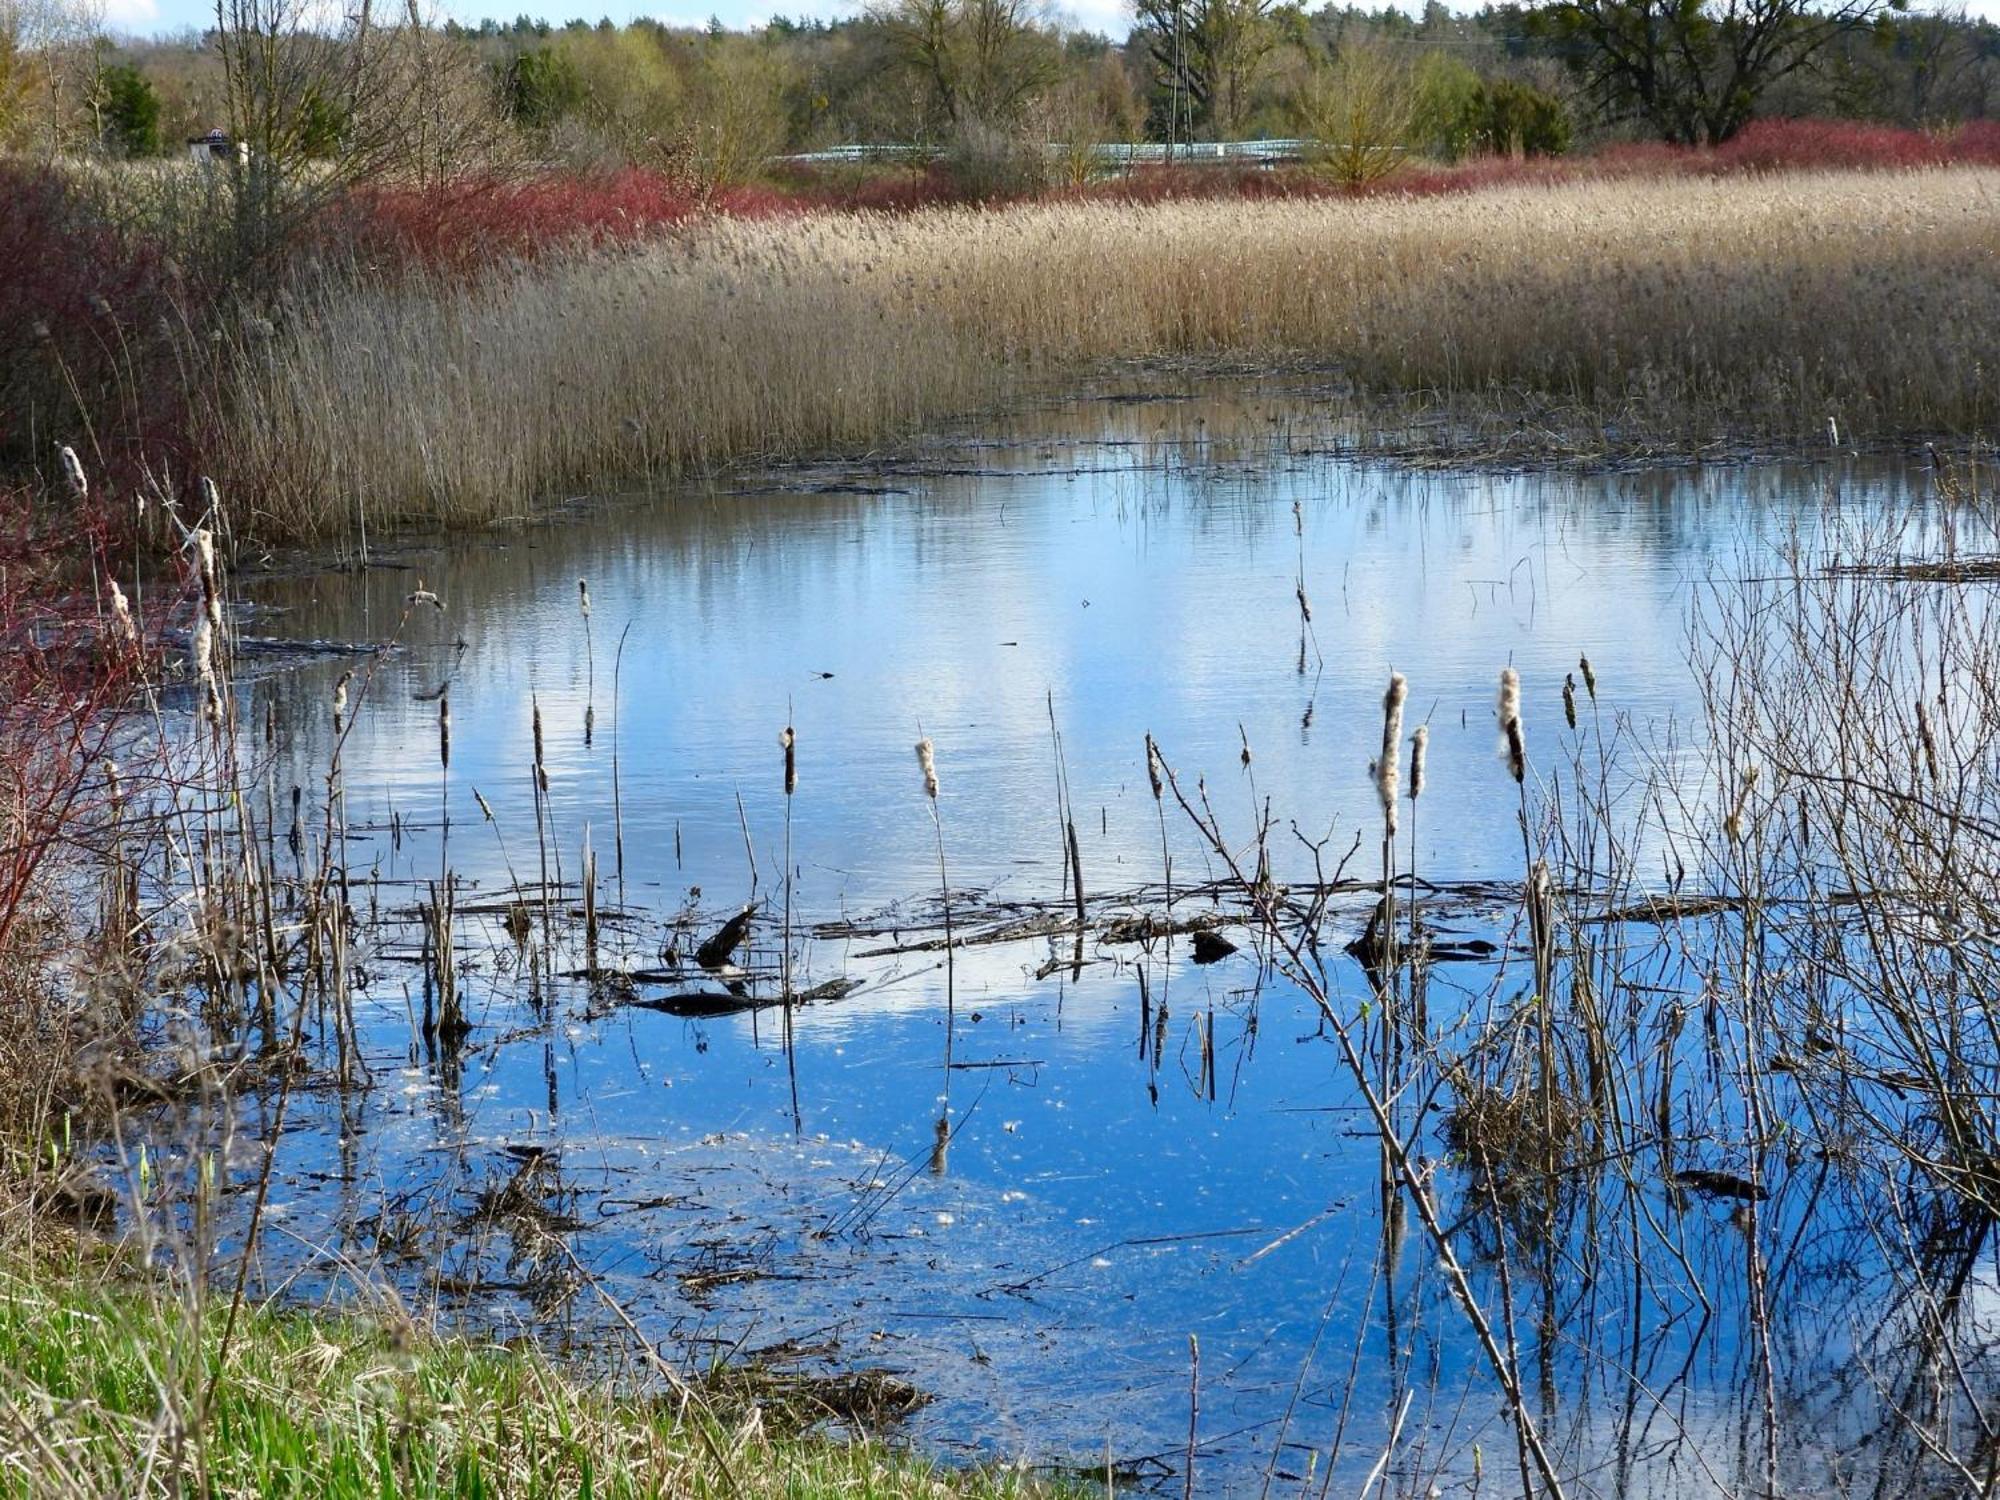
[916,736,953,1020]
[579,579,595,746]
[531,698,552,942]
[1408,723,1428,1005]
[1146,732,1172,916]
[781,724,800,1132]
[438,691,452,888]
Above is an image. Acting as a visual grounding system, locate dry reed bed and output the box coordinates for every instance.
[232,168,2000,539]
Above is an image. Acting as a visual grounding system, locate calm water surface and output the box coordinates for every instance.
[218,386,1938,1494]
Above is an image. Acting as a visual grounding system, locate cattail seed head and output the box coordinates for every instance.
[58,445,86,501]
[1563,673,1577,731]
[107,579,136,650]
[1579,654,1597,701]
[578,579,591,620]
[1724,763,1760,842]
[1239,726,1252,770]
[332,669,351,733]
[915,738,938,800]
[1376,672,1406,835]
[474,788,496,821]
[439,693,451,771]
[190,526,223,630]
[781,725,796,795]
[1144,733,1164,800]
[191,616,220,723]
[532,702,545,771]
[1409,724,1428,802]
[1499,667,1526,784]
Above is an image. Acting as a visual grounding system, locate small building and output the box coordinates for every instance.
[187,128,245,167]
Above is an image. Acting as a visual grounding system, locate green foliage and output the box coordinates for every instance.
[293,86,348,158]
[1410,52,1482,158]
[681,40,795,186]
[1474,77,1569,155]
[1298,38,1413,186]
[560,26,686,161]
[0,1265,1075,1499]
[99,64,161,157]
[500,45,585,132]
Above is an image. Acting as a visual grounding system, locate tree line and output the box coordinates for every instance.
[3,0,1995,180]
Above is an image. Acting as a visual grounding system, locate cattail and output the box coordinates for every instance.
[191,526,223,630]
[191,616,220,722]
[1239,726,1252,770]
[781,725,796,795]
[532,701,545,773]
[57,445,86,501]
[332,669,351,734]
[439,693,451,771]
[1724,763,1760,843]
[473,788,496,821]
[1499,667,1526,784]
[1916,697,1941,784]
[1409,724,1428,803]
[1295,582,1311,623]
[191,616,212,686]
[1579,654,1597,701]
[1376,672,1406,835]
[1563,673,1577,730]
[1144,733,1164,800]
[107,579,136,650]
[578,579,591,619]
[915,738,938,799]
[200,475,221,517]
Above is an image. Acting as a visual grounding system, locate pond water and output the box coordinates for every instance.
[204,383,1959,1495]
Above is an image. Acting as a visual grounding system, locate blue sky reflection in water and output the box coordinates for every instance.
[228,388,1945,1495]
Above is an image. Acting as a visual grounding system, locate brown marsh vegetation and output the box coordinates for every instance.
[230,168,2000,543]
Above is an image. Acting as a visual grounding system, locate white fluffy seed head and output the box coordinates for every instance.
[107,579,136,647]
[1499,667,1525,784]
[58,445,87,500]
[1145,734,1163,800]
[578,579,591,619]
[1376,672,1406,834]
[915,738,938,799]
[1410,724,1428,802]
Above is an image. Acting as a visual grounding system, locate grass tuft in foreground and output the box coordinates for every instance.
[0,1261,1059,1499]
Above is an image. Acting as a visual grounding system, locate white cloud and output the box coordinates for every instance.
[1048,0,1128,36]
[99,0,160,30]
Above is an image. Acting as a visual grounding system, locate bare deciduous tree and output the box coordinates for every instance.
[1538,0,1907,145]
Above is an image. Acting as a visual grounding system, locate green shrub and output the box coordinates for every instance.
[97,64,160,158]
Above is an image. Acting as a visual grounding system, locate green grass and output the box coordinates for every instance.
[0,1260,1063,1499]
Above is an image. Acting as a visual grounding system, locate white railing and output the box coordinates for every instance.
[778,139,1318,169]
